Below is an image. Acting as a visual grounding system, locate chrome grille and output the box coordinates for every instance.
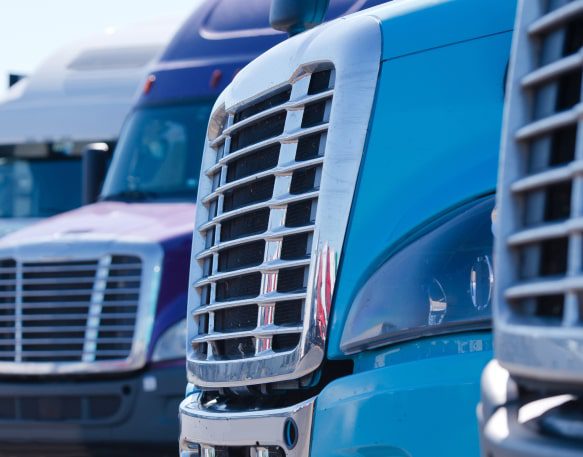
[0,255,141,364]
[187,16,382,387]
[495,0,583,383]
[193,68,334,363]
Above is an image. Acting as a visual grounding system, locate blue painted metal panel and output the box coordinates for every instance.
[371,0,516,61]
[312,333,492,457]
[327,29,513,359]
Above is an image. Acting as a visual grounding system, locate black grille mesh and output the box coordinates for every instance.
[193,68,335,361]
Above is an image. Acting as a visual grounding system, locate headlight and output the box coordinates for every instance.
[152,318,187,362]
[340,196,495,354]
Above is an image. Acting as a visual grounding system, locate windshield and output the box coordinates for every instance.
[101,102,213,202]
[0,157,82,218]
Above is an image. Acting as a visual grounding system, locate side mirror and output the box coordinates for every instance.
[8,73,26,88]
[270,0,330,36]
[82,143,110,205]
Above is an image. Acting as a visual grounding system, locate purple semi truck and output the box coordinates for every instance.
[0,1,384,455]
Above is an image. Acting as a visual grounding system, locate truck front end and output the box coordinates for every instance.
[480,0,583,455]
[0,204,194,456]
[180,1,515,455]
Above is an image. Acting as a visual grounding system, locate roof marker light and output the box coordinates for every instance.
[210,69,222,89]
[143,74,156,94]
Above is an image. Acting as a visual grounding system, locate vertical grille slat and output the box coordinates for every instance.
[192,66,335,362]
[0,255,142,365]
[495,0,583,381]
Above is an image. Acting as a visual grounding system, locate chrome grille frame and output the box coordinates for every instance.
[187,14,382,388]
[0,240,162,375]
[495,0,583,384]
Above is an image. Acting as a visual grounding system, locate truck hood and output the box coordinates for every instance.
[0,202,195,247]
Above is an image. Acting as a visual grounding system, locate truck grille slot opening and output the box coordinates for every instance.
[308,69,332,95]
[281,234,311,260]
[223,176,275,212]
[227,144,280,182]
[527,125,576,172]
[214,305,258,333]
[301,99,329,128]
[234,86,291,123]
[216,273,261,302]
[510,295,565,323]
[296,133,325,161]
[192,66,335,370]
[220,209,270,242]
[272,334,301,353]
[218,241,265,272]
[231,112,286,152]
[274,300,303,326]
[522,181,572,226]
[290,166,320,194]
[277,268,307,293]
[0,255,143,365]
[213,337,255,360]
[0,260,16,361]
[533,68,582,120]
[285,200,316,227]
[518,237,569,279]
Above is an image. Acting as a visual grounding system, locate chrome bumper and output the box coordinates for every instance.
[479,361,583,457]
[179,392,315,457]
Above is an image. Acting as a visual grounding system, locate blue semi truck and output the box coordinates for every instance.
[0,1,384,455]
[179,0,516,456]
[480,0,583,455]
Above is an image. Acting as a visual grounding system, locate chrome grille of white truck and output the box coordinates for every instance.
[0,255,141,363]
[495,0,583,383]
[193,68,333,363]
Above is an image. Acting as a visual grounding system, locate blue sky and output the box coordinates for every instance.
[0,0,198,96]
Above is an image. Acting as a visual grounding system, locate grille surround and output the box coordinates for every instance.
[495,0,583,385]
[187,16,382,388]
[0,241,162,375]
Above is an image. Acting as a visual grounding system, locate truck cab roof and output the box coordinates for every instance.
[138,0,385,106]
[0,17,183,147]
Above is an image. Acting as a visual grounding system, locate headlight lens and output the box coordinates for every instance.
[340,196,495,354]
[152,318,187,362]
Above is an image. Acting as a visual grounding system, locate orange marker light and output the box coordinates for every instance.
[210,69,222,89]
[143,75,156,94]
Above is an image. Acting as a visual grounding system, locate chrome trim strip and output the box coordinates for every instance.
[522,50,583,88]
[196,225,315,260]
[192,292,307,315]
[510,162,583,192]
[191,325,303,344]
[220,89,335,137]
[179,392,314,457]
[507,218,583,246]
[528,1,583,35]
[516,106,582,141]
[202,157,325,205]
[197,191,319,232]
[193,258,311,288]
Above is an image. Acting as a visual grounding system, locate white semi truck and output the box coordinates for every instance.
[0,17,183,236]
